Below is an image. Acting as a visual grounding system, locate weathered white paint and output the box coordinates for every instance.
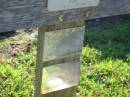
[48,0,100,11]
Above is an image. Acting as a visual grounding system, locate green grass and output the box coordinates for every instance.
[0,33,36,97]
[0,21,130,97]
[78,21,130,97]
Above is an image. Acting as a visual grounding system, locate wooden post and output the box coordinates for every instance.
[35,26,85,97]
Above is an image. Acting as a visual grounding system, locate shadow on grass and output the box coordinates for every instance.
[0,31,16,40]
[84,15,130,62]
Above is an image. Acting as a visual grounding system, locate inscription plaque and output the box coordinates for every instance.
[48,0,100,11]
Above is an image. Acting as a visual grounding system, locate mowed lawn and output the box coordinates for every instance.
[0,20,130,97]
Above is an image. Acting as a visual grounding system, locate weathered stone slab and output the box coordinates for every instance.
[1,0,130,31]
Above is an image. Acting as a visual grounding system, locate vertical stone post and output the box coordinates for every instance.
[35,26,85,97]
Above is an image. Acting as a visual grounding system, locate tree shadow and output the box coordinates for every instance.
[0,31,16,40]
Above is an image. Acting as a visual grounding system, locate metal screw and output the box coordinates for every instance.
[85,10,92,18]
[59,15,64,22]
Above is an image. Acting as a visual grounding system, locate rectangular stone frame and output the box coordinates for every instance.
[35,25,84,97]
